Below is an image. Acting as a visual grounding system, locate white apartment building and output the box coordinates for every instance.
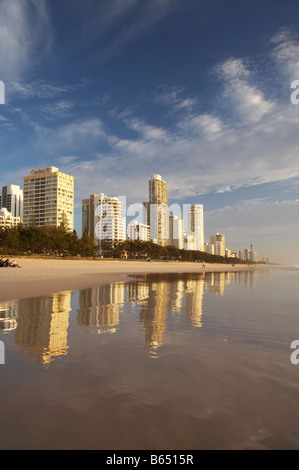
[210,233,226,257]
[185,234,196,251]
[169,214,184,249]
[128,221,150,242]
[23,167,74,230]
[186,205,204,251]
[0,208,21,228]
[0,184,23,220]
[204,242,214,255]
[147,174,169,246]
[150,202,169,245]
[93,193,126,247]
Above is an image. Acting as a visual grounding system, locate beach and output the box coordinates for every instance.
[0,257,256,301]
[1,264,299,450]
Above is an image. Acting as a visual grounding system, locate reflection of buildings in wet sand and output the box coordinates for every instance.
[127,281,149,303]
[205,272,226,295]
[205,270,256,295]
[166,279,185,314]
[77,283,125,330]
[13,292,71,365]
[234,269,256,287]
[0,301,19,333]
[184,278,204,328]
[139,281,168,351]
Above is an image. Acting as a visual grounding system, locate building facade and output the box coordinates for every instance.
[186,205,204,251]
[209,233,226,257]
[128,221,150,242]
[0,207,21,229]
[169,214,184,249]
[92,193,126,248]
[23,167,74,230]
[0,184,23,220]
[147,174,169,246]
[82,194,97,237]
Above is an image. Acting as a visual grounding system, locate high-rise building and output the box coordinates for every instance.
[169,214,184,249]
[23,167,74,230]
[250,244,254,262]
[147,174,169,246]
[210,233,226,257]
[204,242,214,255]
[82,194,97,237]
[92,193,126,248]
[187,205,204,251]
[128,221,150,242]
[0,184,23,219]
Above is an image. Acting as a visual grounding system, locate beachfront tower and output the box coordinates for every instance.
[23,167,74,230]
[147,174,169,246]
[92,193,126,249]
[0,184,23,220]
[187,205,204,251]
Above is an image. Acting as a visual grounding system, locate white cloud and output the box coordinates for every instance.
[40,100,74,118]
[33,119,107,155]
[0,0,52,81]
[4,26,299,223]
[154,85,197,111]
[271,28,299,80]
[217,58,275,123]
[8,80,71,100]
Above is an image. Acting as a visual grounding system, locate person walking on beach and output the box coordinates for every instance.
[202,261,205,268]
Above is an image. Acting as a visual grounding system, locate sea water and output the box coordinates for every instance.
[0,266,299,450]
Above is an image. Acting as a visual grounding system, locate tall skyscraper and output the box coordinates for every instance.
[91,193,126,247]
[209,233,226,257]
[187,204,204,251]
[23,167,74,230]
[0,184,23,219]
[147,174,169,246]
[169,214,184,249]
[82,194,97,237]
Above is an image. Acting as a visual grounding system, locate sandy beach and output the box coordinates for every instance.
[0,257,256,302]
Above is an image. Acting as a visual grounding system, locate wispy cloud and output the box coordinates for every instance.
[40,100,74,119]
[0,0,52,81]
[4,27,299,211]
[61,0,182,60]
[7,80,71,100]
[154,85,197,112]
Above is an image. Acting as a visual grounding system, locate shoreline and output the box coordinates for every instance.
[0,257,259,302]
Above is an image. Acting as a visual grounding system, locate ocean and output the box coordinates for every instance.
[0,265,299,450]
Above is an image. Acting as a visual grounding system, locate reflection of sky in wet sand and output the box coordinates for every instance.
[2,268,299,449]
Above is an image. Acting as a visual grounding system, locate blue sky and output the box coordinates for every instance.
[1,0,299,264]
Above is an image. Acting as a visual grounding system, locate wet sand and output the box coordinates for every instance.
[0,257,256,301]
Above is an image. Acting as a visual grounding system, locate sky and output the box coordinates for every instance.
[0,0,299,265]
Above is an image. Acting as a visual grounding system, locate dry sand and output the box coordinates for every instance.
[0,257,256,302]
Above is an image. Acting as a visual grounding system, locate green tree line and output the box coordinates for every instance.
[0,225,250,264]
[0,224,96,257]
[113,240,250,264]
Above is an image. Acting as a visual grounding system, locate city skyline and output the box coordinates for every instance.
[1,1,299,264]
[0,168,259,260]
